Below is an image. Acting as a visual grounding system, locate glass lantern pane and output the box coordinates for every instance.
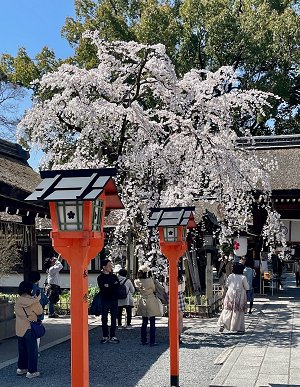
[92,199,104,231]
[57,201,83,230]
[163,226,178,242]
[182,227,187,241]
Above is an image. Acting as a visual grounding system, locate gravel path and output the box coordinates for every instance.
[0,316,248,387]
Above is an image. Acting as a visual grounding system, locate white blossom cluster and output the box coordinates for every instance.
[262,210,287,253]
[17,32,285,259]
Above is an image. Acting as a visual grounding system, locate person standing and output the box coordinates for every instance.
[44,255,63,318]
[294,259,300,286]
[217,256,228,287]
[134,265,162,346]
[239,256,246,268]
[14,280,43,379]
[117,268,135,328]
[217,255,233,296]
[243,258,255,314]
[28,271,49,350]
[97,259,120,343]
[218,262,249,333]
[28,271,49,320]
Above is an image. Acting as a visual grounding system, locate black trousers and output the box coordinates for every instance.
[117,305,132,326]
[141,316,156,345]
[101,299,118,338]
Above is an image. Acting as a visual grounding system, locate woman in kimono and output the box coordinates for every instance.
[218,262,249,333]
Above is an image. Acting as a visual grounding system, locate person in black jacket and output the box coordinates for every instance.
[97,259,120,344]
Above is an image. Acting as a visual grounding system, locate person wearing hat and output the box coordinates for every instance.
[134,264,162,346]
[113,264,122,275]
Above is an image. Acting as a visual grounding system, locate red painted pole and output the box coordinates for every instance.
[52,239,90,387]
[69,250,89,387]
[159,231,187,387]
[168,257,180,387]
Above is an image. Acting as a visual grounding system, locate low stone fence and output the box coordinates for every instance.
[0,299,15,340]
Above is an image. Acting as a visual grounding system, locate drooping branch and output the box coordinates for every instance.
[117,114,128,158]
[57,113,83,133]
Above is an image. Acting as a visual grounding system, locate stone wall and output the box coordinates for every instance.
[0,300,15,340]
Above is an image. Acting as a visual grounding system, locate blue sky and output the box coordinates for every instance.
[0,0,76,168]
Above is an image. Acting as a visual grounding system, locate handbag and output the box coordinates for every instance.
[154,279,168,305]
[90,292,102,316]
[156,297,164,317]
[23,307,46,339]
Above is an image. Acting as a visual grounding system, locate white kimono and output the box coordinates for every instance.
[218,273,249,332]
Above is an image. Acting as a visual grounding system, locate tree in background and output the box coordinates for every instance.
[0,234,21,278]
[178,0,300,135]
[0,47,58,140]
[1,0,299,135]
[0,74,25,140]
[17,34,286,261]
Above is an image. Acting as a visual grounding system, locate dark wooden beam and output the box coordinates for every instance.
[0,194,49,217]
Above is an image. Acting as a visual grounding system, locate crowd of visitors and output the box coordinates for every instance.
[14,250,294,379]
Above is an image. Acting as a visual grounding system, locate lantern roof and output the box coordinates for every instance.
[25,168,124,210]
[148,206,196,228]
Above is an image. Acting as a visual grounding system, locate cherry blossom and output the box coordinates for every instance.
[17,32,285,259]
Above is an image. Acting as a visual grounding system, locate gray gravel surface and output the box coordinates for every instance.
[0,316,249,387]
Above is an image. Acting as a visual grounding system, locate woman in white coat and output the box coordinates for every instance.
[218,262,249,333]
[117,268,135,328]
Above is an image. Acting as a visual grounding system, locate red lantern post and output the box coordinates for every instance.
[26,169,123,387]
[149,207,196,387]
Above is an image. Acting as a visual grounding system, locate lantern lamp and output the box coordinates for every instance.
[26,168,123,387]
[149,207,196,255]
[233,236,248,257]
[148,206,196,387]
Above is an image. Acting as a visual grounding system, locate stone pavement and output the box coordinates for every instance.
[0,274,300,386]
[0,315,101,369]
[210,274,300,387]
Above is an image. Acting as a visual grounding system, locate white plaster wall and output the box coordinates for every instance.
[1,272,100,290]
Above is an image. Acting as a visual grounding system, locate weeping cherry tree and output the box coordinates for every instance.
[17,31,286,264]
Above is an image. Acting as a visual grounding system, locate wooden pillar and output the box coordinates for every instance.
[21,215,37,280]
[205,252,213,306]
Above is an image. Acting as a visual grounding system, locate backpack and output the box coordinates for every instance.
[116,278,128,299]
